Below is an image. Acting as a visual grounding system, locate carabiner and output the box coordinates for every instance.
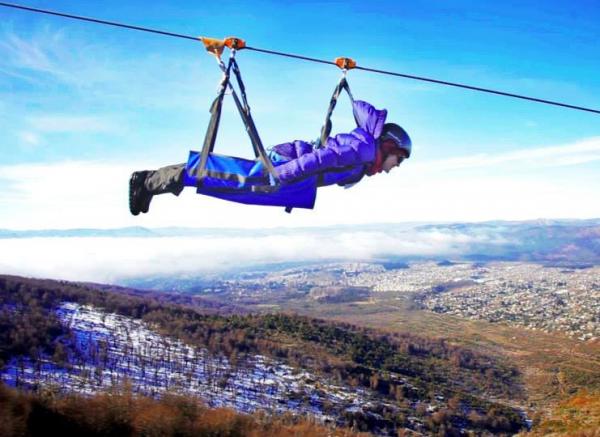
[200,36,246,60]
[224,37,246,50]
[334,57,357,71]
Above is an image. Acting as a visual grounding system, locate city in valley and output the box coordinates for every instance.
[193,261,600,342]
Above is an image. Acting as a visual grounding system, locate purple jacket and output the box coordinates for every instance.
[271,100,387,185]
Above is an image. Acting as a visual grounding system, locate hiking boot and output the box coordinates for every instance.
[129,171,152,215]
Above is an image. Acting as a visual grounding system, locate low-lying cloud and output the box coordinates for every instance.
[0,228,502,284]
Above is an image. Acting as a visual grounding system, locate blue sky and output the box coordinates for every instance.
[1,0,599,229]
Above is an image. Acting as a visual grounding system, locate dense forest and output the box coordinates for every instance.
[0,275,527,435]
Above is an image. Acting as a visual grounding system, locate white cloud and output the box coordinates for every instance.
[27,115,117,133]
[410,137,600,172]
[0,27,215,110]
[18,131,41,146]
[0,27,81,84]
[0,160,135,229]
[0,31,55,73]
[0,229,499,283]
[0,135,599,230]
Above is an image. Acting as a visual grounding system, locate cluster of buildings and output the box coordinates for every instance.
[228,261,599,342]
[414,263,600,342]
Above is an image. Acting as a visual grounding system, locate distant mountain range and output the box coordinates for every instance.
[419,219,600,266]
[2,218,598,240]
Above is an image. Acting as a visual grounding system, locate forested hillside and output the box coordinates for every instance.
[0,383,365,437]
[0,275,527,435]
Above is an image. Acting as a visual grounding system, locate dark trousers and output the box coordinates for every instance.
[145,163,186,196]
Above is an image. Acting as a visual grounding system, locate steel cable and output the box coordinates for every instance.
[1,1,599,115]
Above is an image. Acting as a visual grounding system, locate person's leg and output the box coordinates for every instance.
[144,163,186,196]
[129,163,186,215]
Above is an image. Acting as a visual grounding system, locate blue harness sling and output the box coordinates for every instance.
[183,52,318,211]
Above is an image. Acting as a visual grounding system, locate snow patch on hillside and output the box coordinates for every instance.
[2,302,375,421]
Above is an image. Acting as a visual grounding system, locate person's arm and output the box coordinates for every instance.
[352,100,387,138]
[274,128,376,184]
[270,140,313,160]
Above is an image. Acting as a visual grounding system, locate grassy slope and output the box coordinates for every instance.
[519,390,600,436]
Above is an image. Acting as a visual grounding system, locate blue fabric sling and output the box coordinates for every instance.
[184,152,317,209]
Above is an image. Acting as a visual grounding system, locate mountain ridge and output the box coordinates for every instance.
[1,218,599,239]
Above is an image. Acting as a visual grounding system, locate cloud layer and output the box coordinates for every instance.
[0,228,502,283]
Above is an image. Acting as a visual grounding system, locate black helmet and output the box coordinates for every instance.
[380,123,412,158]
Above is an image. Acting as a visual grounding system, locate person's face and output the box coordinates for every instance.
[380,139,408,173]
[382,153,407,173]
[382,154,400,173]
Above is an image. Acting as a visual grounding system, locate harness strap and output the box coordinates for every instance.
[197,58,232,182]
[196,55,279,187]
[316,76,356,148]
[230,60,279,182]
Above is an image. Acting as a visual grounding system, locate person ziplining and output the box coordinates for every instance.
[129,39,412,215]
[4,5,594,216]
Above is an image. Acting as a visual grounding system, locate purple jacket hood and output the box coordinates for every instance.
[352,100,387,139]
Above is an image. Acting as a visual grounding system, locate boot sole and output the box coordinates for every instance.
[129,173,143,216]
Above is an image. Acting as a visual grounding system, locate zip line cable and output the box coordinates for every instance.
[353,65,600,114]
[2,1,599,115]
[243,46,337,68]
[0,2,199,41]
